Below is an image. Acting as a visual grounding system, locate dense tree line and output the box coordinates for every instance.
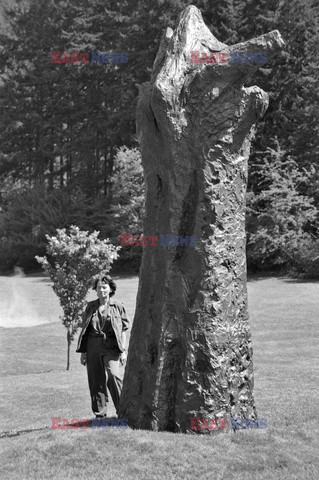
[0,0,318,276]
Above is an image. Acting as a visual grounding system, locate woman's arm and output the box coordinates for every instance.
[80,352,87,366]
[120,303,131,333]
[119,304,130,364]
[77,302,91,357]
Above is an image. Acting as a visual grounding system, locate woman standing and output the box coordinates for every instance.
[76,274,131,417]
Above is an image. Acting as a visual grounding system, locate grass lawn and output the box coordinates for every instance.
[0,274,318,479]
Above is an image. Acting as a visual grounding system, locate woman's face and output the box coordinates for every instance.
[96,280,111,300]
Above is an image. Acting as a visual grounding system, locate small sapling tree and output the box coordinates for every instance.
[36,225,120,370]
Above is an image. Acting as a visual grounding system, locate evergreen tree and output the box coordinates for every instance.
[110,146,145,236]
[0,0,77,188]
[0,0,317,274]
[247,141,319,274]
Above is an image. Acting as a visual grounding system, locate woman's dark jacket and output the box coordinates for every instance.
[76,298,130,353]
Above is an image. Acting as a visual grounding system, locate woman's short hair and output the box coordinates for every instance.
[92,274,117,297]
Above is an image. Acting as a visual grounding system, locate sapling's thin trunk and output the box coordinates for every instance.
[66,326,71,371]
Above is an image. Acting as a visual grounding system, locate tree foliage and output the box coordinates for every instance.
[108,146,145,273]
[110,147,145,235]
[36,225,120,369]
[247,142,319,274]
[0,0,318,276]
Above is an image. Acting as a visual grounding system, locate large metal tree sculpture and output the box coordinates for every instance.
[120,5,284,433]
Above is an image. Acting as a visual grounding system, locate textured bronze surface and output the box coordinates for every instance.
[120,5,284,433]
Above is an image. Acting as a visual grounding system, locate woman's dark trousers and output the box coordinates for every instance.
[86,336,123,416]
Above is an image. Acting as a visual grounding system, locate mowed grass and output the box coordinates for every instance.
[0,274,318,480]
[0,274,138,430]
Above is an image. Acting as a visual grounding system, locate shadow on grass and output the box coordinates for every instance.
[280,277,319,283]
[247,273,284,282]
[247,272,319,283]
[0,426,50,439]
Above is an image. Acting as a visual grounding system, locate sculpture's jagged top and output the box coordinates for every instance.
[151,5,284,98]
[173,5,228,54]
[152,5,227,81]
